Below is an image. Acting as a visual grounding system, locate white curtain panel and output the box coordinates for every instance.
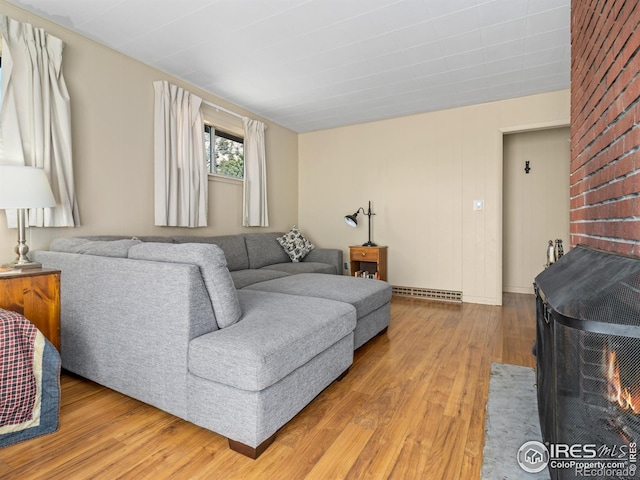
[0,15,79,227]
[242,117,268,227]
[153,81,207,227]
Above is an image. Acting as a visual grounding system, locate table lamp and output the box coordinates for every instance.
[0,165,56,268]
[344,200,376,247]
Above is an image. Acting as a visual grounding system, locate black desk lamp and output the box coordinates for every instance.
[344,200,376,247]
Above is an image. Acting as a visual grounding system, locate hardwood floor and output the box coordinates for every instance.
[0,293,537,480]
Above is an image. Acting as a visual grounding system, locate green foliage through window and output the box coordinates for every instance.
[204,125,244,179]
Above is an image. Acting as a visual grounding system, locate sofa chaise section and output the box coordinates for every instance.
[243,273,392,349]
[187,289,355,456]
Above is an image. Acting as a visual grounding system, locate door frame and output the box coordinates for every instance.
[496,119,570,306]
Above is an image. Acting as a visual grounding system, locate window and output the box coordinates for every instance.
[204,124,244,179]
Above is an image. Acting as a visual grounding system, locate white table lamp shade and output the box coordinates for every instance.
[0,166,56,209]
[0,166,56,268]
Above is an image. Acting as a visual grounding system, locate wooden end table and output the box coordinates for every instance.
[349,246,388,281]
[0,267,61,351]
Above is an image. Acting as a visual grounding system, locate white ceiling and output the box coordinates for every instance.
[6,0,571,132]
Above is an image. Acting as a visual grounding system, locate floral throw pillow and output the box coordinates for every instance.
[277,225,315,262]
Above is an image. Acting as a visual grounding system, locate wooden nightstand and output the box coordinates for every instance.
[349,246,388,281]
[0,268,61,351]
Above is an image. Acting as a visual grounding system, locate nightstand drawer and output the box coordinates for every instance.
[350,247,380,262]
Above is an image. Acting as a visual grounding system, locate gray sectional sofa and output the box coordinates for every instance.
[31,232,391,458]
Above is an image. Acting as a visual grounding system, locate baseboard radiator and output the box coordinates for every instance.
[392,285,462,303]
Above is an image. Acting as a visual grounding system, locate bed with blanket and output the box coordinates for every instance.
[0,308,61,448]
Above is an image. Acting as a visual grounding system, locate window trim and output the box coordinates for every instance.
[215,128,243,145]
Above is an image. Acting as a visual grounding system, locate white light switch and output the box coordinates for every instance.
[473,200,484,211]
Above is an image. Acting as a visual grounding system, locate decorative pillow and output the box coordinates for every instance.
[277,225,315,262]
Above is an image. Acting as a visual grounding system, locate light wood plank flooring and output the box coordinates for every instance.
[0,293,536,480]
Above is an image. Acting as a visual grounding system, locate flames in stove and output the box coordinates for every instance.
[605,347,640,414]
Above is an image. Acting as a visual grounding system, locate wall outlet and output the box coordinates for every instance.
[473,199,484,211]
[344,262,349,270]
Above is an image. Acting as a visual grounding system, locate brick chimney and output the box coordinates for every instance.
[571,0,640,256]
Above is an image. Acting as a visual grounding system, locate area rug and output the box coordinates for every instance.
[481,362,550,479]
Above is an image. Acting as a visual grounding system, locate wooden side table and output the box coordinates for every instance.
[0,268,61,351]
[349,246,388,281]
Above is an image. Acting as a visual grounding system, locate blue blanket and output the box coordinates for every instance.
[0,308,61,448]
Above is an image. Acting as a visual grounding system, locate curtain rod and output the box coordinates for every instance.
[202,99,245,121]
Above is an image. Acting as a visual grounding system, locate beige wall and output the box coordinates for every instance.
[0,1,571,306]
[0,1,299,264]
[299,90,570,305]
[503,128,571,294]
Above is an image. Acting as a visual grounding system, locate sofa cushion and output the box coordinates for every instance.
[244,273,392,319]
[172,235,249,272]
[260,262,336,275]
[50,237,141,257]
[128,243,242,329]
[244,233,290,269]
[276,226,315,262]
[188,290,356,391]
[79,235,173,243]
[136,236,176,243]
[230,269,290,289]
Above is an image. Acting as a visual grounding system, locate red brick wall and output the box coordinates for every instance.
[571,0,640,256]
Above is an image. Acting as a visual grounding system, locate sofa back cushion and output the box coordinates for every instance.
[244,232,290,269]
[172,235,248,271]
[128,243,242,329]
[50,237,141,257]
[78,235,176,243]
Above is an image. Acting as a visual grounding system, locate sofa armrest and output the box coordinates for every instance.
[303,248,343,275]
